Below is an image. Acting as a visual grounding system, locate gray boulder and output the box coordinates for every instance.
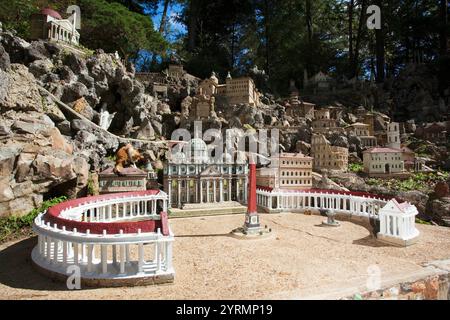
[0,43,10,71]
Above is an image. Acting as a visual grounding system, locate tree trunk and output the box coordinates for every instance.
[440,0,448,56]
[159,0,171,35]
[348,0,354,77]
[352,0,367,78]
[187,0,198,52]
[306,0,313,75]
[150,0,171,71]
[375,0,385,82]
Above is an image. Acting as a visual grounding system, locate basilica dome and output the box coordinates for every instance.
[187,138,208,163]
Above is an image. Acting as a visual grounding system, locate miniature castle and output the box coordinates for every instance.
[198,72,261,107]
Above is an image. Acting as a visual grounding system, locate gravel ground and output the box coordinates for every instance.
[0,213,449,300]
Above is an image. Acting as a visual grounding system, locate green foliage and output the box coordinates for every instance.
[365,172,449,193]
[78,0,167,59]
[416,218,432,225]
[87,176,96,195]
[0,196,67,243]
[349,163,364,173]
[0,0,38,38]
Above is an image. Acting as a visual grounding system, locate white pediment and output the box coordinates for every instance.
[200,165,221,176]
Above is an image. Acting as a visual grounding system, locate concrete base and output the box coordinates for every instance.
[377,233,420,247]
[230,227,273,240]
[322,221,341,227]
[31,247,174,288]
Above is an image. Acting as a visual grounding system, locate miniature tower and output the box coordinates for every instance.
[387,122,401,149]
[244,160,261,233]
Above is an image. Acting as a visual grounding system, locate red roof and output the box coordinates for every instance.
[40,8,62,20]
[100,167,147,176]
[363,147,402,154]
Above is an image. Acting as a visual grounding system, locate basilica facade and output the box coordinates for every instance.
[163,139,249,209]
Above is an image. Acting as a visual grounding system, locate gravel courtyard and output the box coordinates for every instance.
[1,213,449,300]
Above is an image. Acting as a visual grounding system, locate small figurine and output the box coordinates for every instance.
[114,143,145,175]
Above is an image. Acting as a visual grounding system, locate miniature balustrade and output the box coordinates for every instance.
[58,193,167,223]
[256,189,387,218]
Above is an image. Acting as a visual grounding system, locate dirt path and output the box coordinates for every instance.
[0,213,449,300]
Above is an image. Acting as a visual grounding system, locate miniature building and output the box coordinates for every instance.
[305,71,333,92]
[311,134,349,172]
[167,64,185,78]
[312,108,341,134]
[256,153,313,190]
[387,122,401,149]
[99,167,147,194]
[198,72,261,107]
[377,199,419,246]
[363,147,405,177]
[191,90,215,119]
[345,123,377,148]
[286,81,315,118]
[152,84,168,99]
[30,7,79,45]
[414,123,448,144]
[286,99,315,119]
[163,139,248,208]
[400,146,425,172]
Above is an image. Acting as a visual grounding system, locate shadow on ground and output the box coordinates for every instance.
[0,237,70,291]
[352,235,391,248]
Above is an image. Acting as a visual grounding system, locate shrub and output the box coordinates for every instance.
[0,196,67,243]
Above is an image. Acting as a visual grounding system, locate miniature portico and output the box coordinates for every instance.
[377,199,420,246]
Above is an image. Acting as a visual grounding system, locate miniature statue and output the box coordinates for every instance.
[114,143,145,175]
[322,209,340,227]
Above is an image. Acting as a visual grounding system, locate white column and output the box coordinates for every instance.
[200,180,203,203]
[394,216,398,236]
[138,243,144,273]
[112,245,117,265]
[101,245,107,274]
[62,241,67,265]
[178,182,181,207]
[125,244,130,264]
[87,244,93,272]
[73,242,79,265]
[219,180,224,202]
[46,236,51,261]
[53,239,59,263]
[206,180,210,203]
[119,244,125,274]
[156,242,161,272]
[165,241,173,271]
[213,180,217,202]
[186,180,190,204]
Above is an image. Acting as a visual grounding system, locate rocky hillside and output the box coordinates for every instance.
[0,29,173,216]
[1,28,449,224]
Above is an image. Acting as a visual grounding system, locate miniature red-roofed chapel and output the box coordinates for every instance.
[30,6,80,45]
